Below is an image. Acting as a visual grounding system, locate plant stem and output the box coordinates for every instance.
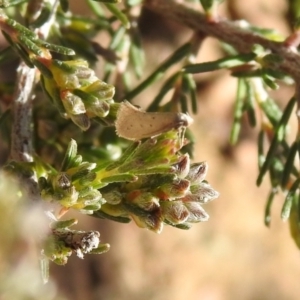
[8,0,60,200]
[9,0,60,161]
[10,62,36,162]
[144,0,300,78]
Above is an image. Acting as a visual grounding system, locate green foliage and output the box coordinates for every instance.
[0,0,219,282]
[1,0,300,292]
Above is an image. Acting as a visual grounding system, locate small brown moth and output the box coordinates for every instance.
[115,101,193,140]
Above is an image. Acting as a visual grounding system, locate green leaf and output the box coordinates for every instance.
[101,174,138,183]
[110,26,127,50]
[262,68,288,80]
[281,178,300,221]
[93,210,131,223]
[262,53,283,64]
[105,3,130,29]
[199,0,214,12]
[1,31,34,67]
[18,35,43,56]
[147,72,181,112]
[125,42,191,100]
[183,53,256,74]
[104,141,139,171]
[230,78,246,145]
[61,139,78,171]
[0,0,25,7]
[184,73,198,114]
[83,204,102,211]
[87,0,105,17]
[50,219,78,229]
[52,59,77,73]
[179,93,188,114]
[257,130,265,169]
[73,89,99,103]
[6,18,38,40]
[164,219,192,230]
[61,31,98,63]
[90,243,111,254]
[129,28,145,78]
[281,141,298,188]
[36,41,76,56]
[40,76,65,114]
[32,59,53,78]
[276,97,296,141]
[262,74,279,90]
[264,189,277,227]
[30,3,52,27]
[256,134,280,186]
[259,98,282,126]
[244,80,256,127]
[257,98,296,186]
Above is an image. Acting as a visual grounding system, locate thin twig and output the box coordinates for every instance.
[144,0,300,78]
[8,0,60,200]
[10,63,36,162]
[9,0,59,162]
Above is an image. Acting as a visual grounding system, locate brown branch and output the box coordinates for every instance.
[10,63,36,162]
[144,0,300,79]
[9,0,60,162]
[8,0,60,200]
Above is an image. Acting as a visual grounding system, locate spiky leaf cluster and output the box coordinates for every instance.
[37,131,218,234]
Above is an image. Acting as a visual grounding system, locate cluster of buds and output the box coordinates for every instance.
[38,130,219,233]
[43,217,110,266]
[39,58,116,130]
[0,13,117,131]
[39,139,106,214]
[93,130,219,233]
[97,158,218,233]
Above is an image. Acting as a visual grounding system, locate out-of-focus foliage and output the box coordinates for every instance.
[0,172,65,299]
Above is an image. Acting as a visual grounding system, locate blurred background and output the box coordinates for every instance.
[1,0,300,299]
[50,1,300,300]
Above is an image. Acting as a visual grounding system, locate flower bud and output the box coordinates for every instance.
[75,66,94,79]
[155,178,190,200]
[184,202,209,222]
[186,162,208,184]
[78,172,97,186]
[70,113,90,131]
[67,162,96,181]
[131,210,163,233]
[95,84,115,101]
[100,203,128,217]
[174,153,190,178]
[161,201,189,224]
[78,189,103,205]
[52,173,71,190]
[189,182,219,203]
[102,190,123,205]
[86,99,110,118]
[127,190,160,211]
[61,91,86,115]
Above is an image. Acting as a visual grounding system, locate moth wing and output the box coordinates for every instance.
[115,101,193,140]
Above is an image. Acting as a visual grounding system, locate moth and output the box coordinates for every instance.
[115,101,193,140]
